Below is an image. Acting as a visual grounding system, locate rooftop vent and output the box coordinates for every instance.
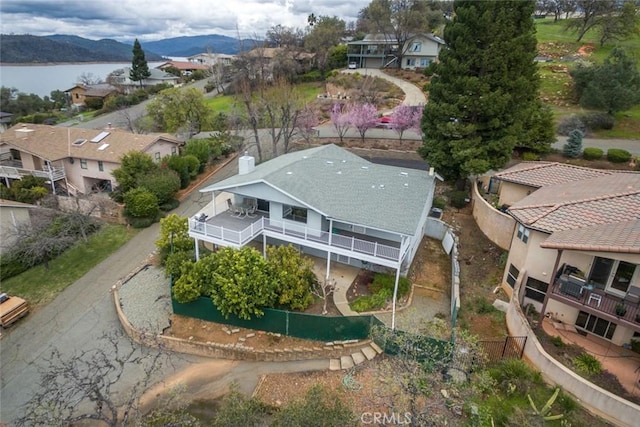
[326,161,334,164]
[361,166,369,170]
[90,131,110,143]
[72,138,87,146]
[399,172,408,176]
[286,171,293,175]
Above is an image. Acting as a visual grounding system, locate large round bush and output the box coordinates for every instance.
[124,187,159,218]
[607,148,632,163]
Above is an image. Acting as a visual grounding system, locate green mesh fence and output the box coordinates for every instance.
[172,296,380,342]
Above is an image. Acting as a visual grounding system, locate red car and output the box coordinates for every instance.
[376,116,393,129]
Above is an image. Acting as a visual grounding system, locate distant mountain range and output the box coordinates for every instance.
[0,34,257,63]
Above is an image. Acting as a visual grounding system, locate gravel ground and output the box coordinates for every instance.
[119,265,172,334]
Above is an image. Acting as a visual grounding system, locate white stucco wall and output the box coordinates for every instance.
[498,181,537,206]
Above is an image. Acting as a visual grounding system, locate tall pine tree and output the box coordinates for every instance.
[130,39,151,87]
[420,0,554,186]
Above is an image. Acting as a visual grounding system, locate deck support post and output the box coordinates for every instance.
[391,264,401,330]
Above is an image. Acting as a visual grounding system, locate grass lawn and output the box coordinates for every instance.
[535,19,640,137]
[204,82,324,113]
[1,223,137,308]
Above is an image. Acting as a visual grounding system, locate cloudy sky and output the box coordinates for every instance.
[0,0,370,42]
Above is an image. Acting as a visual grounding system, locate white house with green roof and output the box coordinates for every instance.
[190,144,438,296]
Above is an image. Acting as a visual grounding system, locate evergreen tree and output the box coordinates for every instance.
[563,129,583,158]
[130,39,151,87]
[420,0,554,186]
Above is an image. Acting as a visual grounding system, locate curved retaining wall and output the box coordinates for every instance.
[471,182,514,251]
[506,277,640,427]
[114,283,373,362]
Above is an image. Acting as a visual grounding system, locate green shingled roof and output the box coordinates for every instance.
[201,144,435,235]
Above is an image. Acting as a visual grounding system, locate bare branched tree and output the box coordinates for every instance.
[312,278,336,315]
[77,72,103,85]
[119,108,151,134]
[15,329,173,427]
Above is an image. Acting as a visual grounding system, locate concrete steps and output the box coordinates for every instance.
[330,342,384,371]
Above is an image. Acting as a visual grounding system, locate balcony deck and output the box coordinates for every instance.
[189,210,404,264]
[550,280,640,330]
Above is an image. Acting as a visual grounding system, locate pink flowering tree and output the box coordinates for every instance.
[389,104,415,141]
[295,105,320,146]
[348,103,378,142]
[329,102,351,143]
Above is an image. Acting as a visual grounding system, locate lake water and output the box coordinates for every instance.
[0,62,164,98]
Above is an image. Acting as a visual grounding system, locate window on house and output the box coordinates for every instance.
[524,277,548,303]
[590,257,637,294]
[406,58,416,66]
[98,161,104,172]
[410,42,421,52]
[420,58,430,67]
[516,224,529,243]
[155,152,161,161]
[171,147,177,155]
[506,264,520,288]
[575,311,617,340]
[75,93,79,99]
[80,159,87,169]
[283,204,307,223]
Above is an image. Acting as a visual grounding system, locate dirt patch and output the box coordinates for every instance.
[165,314,326,349]
[347,270,374,303]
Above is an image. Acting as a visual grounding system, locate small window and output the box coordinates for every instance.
[283,204,307,223]
[155,152,161,161]
[516,224,529,243]
[80,159,87,169]
[98,161,104,172]
[575,311,617,340]
[410,42,421,52]
[420,58,430,67]
[406,58,416,66]
[524,277,548,303]
[506,264,520,288]
[171,146,177,155]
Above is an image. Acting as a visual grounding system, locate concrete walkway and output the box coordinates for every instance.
[343,68,427,107]
[310,257,359,316]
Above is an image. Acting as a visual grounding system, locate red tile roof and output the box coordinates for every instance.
[494,161,614,188]
[508,171,640,253]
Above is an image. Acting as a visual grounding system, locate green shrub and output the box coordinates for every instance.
[563,129,583,158]
[351,289,392,312]
[369,273,410,297]
[489,359,543,394]
[422,82,430,92]
[581,112,615,131]
[137,169,181,205]
[159,198,180,212]
[549,336,565,348]
[432,196,446,210]
[84,97,104,110]
[124,187,159,218]
[299,70,323,82]
[582,147,603,160]
[573,353,602,376]
[0,256,29,281]
[607,148,632,163]
[128,215,158,229]
[557,114,585,136]
[522,152,539,161]
[474,297,496,314]
[449,190,469,208]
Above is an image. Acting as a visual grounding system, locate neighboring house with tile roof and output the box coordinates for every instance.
[347,33,445,69]
[0,123,182,196]
[157,60,208,76]
[493,162,640,346]
[190,144,439,292]
[64,84,120,108]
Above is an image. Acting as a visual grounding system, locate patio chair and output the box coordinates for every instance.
[226,199,243,217]
[244,199,257,218]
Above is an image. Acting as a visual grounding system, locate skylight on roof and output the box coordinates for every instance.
[98,143,109,151]
[72,138,87,146]
[91,131,110,143]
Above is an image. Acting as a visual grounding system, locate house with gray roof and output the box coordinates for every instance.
[494,162,640,346]
[190,144,439,294]
[347,33,444,69]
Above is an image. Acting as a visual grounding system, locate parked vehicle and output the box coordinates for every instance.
[0,293,29,327]
[348,62,357,69]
